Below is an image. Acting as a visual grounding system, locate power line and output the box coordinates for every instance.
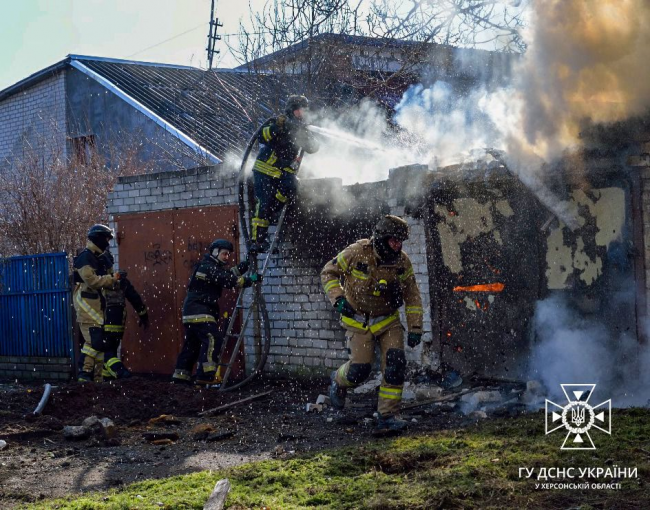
[127,22,208,58]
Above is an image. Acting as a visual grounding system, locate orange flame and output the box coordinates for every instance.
[453,283,505,292]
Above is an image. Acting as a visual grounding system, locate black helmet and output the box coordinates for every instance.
[209,239,234,253]
[87,224,114,239]
[285,94,309,115]
[87,224,114,251]
[373,215,409,242]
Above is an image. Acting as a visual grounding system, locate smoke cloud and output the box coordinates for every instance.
[529,294,649,407]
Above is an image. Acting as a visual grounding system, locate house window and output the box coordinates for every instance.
[71,135,95,164]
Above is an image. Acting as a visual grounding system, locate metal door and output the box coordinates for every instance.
[116,210,177,373]
[116,206,243,376]
[172,206,244,380]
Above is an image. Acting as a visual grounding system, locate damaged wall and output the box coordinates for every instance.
[106,166,434,377]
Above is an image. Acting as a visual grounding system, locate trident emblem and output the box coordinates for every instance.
[571,406,585,427]
[545,384,611,450]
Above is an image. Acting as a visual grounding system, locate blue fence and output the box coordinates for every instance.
[0,253,73,357]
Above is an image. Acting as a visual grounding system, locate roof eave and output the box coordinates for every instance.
[0,57,70,102]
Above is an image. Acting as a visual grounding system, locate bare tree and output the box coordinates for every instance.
[228,0,525,104]
[0,121,156,258]
[367,0,526,52]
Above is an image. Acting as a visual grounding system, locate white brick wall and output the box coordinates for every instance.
[108,165,435,376]
[0,72,67,166]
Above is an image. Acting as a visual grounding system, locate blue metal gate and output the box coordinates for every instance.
[0,253,73,357]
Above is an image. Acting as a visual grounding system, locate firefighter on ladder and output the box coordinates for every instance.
[250,94,319,253]
[321,215,424,431]
[73,224,125,382]
[172,239,259,385]
[97,248,149,380]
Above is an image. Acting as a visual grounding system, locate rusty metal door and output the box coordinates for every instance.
[116,205,244,376]
[172,206,244,380]
[116,210,177,373]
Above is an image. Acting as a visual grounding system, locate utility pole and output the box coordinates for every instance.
[206,0,223,70]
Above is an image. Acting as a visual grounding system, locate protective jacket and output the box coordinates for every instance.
[253,115,319,179]
[321,239,423,334]
[182,254,244,323]
[73,241,119,324]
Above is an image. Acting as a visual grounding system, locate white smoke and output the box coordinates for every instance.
[529,294,650,407]
[300,99,422,185]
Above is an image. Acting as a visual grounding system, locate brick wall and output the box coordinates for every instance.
[107,165,435,376]
[0,356,73,382]
[0,71,67,167]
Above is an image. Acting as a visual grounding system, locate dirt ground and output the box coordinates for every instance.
[0,376,474,508]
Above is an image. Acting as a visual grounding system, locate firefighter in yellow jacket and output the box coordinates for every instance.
[321,215,423,431]
[73,224,125,382]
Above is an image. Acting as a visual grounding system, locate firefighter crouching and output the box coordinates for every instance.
[73,224,124,382]
[321,215,424,431]
[98,248,149,380]
[172,239,260,385]
[250,94,319,253]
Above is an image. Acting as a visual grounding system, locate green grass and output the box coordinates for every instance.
[24,409,650,509]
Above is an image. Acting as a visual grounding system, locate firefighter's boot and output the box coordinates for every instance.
[329,370,347,410]
[77,371,93,383]
[376,413,408,432]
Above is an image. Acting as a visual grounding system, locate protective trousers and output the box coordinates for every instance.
[173,321,223,384]
[251,171,297,244]
[102,305,129,380]
[78,323,104,382]
[334,320,406,417]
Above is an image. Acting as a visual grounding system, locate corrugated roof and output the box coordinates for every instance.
[70,56,307,160]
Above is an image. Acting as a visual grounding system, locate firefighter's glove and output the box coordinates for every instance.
[116,269,128,280]
[138,312,150,330]
[407,332,422,348]
[334,297,356,318]
[236,260,250,275]
[242,273,262,288]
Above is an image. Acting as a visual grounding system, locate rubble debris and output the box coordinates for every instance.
[326,417,333,423]
[522,380,546,405]
[206,431,235,442]
[151,439,174,446]
[460,390,503,407]
[402,382,416,401]
[198,390,273,417]
[33,383,52,416]
[402,386,487,411]
[414,385,443,401]
[204,478,231,510]
[305,403,323,413]
[191,423,216,441]
[353,373,382,394]
[63,426,91,441]
[142,431,179,442]
[149,414,181,426]
[0,439,7,450]
[100,418,116,439]
[315,395,330,406]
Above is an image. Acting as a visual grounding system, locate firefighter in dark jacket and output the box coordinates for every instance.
[97,249,149,380]
[321,216,424,431]
[250,94,319,253]
[172,239,259,385]
[73,224,124,382]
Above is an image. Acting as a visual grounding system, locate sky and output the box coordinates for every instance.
[0,0,268,91]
